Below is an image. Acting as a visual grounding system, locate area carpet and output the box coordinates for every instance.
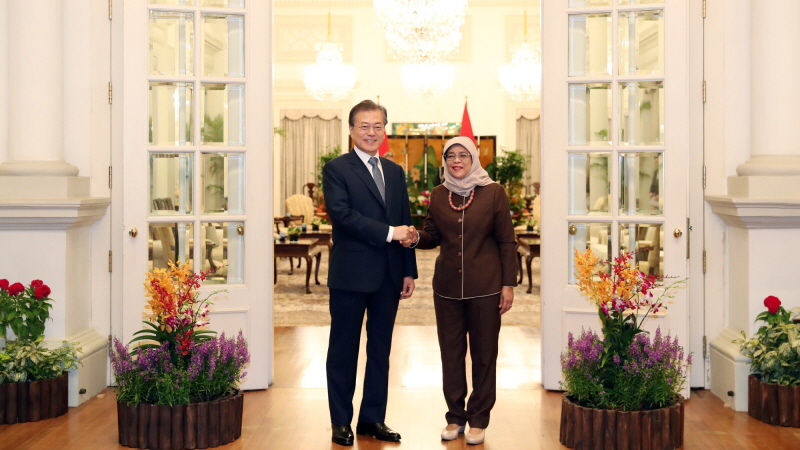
[273,248,541,328]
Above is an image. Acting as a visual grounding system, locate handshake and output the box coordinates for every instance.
[392,225,419,248]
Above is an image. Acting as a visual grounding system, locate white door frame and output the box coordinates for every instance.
[540,0,705,392]
[112,0,273,389]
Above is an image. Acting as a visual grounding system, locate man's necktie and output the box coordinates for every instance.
[368,157,386,203]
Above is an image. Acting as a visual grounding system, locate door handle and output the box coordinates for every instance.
[129,228,138,238]
[673,228,682,238]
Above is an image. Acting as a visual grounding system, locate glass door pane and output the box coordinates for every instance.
[202,15,244,77]
[568,152,611,215]
[566,3,666,281]
[618,223,663,276]
[148,2,247,284]
[620,81,664,145]
[619,10,664,76]
[568,84,612,145]
[149,12,194,76]
[619,152,662,215]
[201,0,244,7]
[201,84,245,146]
[201,152,245,214]
[150,153,194,214]
[568,14,611,77]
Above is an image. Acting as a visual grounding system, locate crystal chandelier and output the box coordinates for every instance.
[401,62,453,100]
[498,11,541,102]
[374,0,468,64]
[303,13,357,102]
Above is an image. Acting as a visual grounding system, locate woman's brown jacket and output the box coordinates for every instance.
[415,183,518,299]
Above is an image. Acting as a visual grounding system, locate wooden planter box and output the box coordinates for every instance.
[559,395,684,450]
[0,372,69,424]
[748,374,800,427]
[117,390,244,450]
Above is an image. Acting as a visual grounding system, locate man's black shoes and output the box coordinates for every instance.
[356,422,402,442]
[331,424,354,446]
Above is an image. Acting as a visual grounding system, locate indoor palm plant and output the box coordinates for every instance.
[111,261,250,449]
[736,296,800,427]
[559,248,690,450]
[0,278,80,423]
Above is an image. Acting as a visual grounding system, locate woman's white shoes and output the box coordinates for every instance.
[440,425,484,444]
[466,427,485,445]
[440,424,465,441]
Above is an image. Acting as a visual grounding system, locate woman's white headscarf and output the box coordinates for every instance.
[441,136,494,196]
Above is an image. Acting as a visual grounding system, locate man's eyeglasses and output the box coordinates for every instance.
[357,124,384,133]
[445,152,472,161]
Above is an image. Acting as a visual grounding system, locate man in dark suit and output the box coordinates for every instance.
[322,100,418,446]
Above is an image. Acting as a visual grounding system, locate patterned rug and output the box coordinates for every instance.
[273,248,541,328]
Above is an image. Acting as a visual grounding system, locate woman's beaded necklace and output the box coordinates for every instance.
[448,189,475,211]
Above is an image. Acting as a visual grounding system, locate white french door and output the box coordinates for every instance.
[118,0,272,389]
[541,0,703,393]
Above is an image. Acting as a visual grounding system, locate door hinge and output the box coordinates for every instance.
[108,250,112,272]
[108,82,113,104]
[703,250,707,274]
[703,335,707,359]
[108,334,113,348]
[702,0,707,18]
[702,165,707,189]
[108,166,112,189]
[702,80,706,103]
[109,0,112,20]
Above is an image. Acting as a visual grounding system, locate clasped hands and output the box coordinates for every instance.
[392,225,418,248]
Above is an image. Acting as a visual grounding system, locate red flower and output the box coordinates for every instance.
[34,285,51,299]
[30,279,44,289]
[764,295,781,314]
[0,279,8,291]
[7,282,25,296]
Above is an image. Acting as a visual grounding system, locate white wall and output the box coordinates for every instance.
[0,0,7,164]
[703,0,753,359]
[64,0,113,341]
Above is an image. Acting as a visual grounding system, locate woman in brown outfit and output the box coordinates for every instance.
[403,136,518,445]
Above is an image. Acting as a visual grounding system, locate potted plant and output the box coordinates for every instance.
[485,149,529,211]
[522,217,537,232]
[0,279,81,424]
[559,248,690,450]
[735,296,800,427]
[310,217,324,231]
[314,145,342,215]
[287,226,302,242]
[111,261,250,450]
[410,190,431,216]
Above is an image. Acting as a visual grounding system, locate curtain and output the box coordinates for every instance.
[279,112,342,212]
[516,110,541,194]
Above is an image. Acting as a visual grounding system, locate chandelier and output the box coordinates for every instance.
[374,0,468,64]
[303,13,357,102]
[401,62,454,100]
[498,11,541,102]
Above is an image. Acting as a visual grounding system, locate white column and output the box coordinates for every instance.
[0,0,111,408]
[706,0,800,411]
[732,0,800,181]
[0,0,78,176]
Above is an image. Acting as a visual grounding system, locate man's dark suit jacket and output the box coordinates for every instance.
[322,149,417,292]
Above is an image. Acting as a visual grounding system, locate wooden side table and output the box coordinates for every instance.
[274,238,322,294]
[299,231,332,257]
[515,232,541,293]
